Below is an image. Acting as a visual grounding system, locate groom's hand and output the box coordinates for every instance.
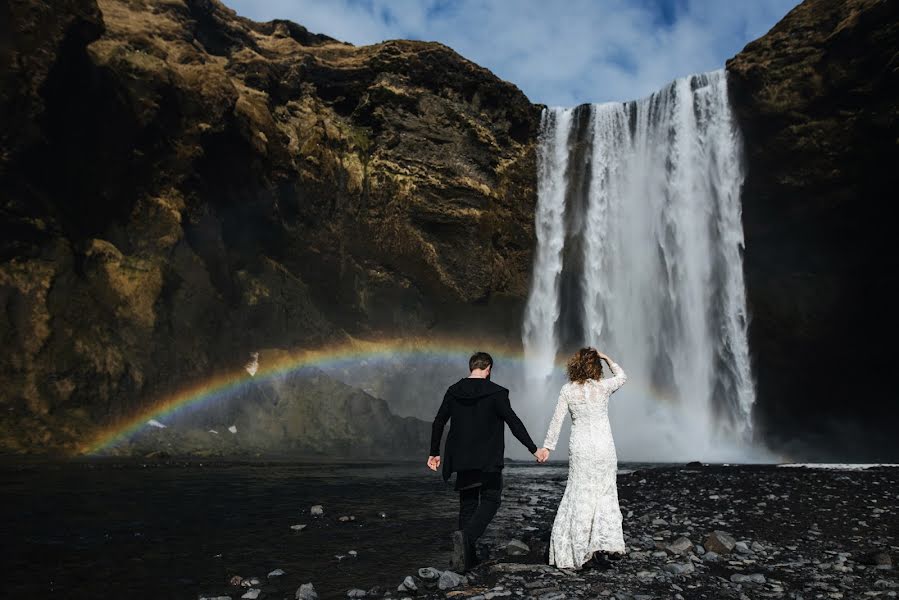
[427,455,441,471]
[534,448,550,463]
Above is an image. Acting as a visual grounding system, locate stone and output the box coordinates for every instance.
[290,524,307,531]
[665,537,693,555]
[438,571,465,590]
[347,589,366,598]
[506,539,530,556]
[663,562,695,575]
[417,567,442,580]
[296,583,318,600]
[704,530,736,554]
[398,576,418,592]
[241,590,261,600]
[734,541,752,554]
[311,505,324,516]
[730,573,765,584]
[702,551,720,563]
[268,569,285,577]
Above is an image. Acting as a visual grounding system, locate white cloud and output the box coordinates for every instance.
[222,0,799,106]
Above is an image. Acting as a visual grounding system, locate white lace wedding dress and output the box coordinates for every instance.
[542,360,628,569]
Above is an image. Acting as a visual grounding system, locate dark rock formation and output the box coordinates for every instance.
[104,367,430,458]
[0,0,539,453]
[727,0,899,460]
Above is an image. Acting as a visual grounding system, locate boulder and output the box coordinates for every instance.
[704,531,736,554]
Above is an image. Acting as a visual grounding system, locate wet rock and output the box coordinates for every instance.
[339,515,356,522]
[290,524,307,531]
[397,576,419,592]
[241,590,261,600]
[438,570,464,590]
[702,551,720,563]
[734,541,752,554]
[663,562,695,575]
[506,539,530,556]
[665,536,693,555]
[417,567,441,581]
[296,583,318,600]
[347,589,366,598]
[268,569,285,578]
[704,530,736,554]
[729,573,766,584]
[310,505,324,517]
[229,575,243,586]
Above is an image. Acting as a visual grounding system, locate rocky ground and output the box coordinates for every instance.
[199,464,898,600]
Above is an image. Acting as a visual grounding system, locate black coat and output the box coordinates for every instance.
[430,377,538,481]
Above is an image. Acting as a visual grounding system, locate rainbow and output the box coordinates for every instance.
[82,336,554,455]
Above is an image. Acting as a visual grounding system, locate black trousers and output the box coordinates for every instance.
[458,471,503,545]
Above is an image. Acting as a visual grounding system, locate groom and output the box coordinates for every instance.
[428,351,548,571]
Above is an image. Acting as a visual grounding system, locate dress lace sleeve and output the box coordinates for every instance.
[603,360,627,393]
[542,386,570,451]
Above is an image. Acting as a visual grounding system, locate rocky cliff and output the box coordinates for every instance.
[3,0,898,460]
[727,0,899,460]
[0,0,540,454]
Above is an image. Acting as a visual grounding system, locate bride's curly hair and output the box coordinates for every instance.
[567,347,604,383]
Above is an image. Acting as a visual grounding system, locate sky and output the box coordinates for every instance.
[222,0,800,107]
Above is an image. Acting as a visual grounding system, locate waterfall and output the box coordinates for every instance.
[522,70,760,461]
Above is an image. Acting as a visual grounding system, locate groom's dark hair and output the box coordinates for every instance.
[469,351,493,372]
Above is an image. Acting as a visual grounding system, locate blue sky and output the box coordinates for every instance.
[222,0,800,106]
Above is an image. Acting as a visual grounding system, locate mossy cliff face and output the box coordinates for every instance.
[727,0,899,459]
[0,0,540,454]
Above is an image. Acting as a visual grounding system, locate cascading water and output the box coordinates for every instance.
[522,70,762,461]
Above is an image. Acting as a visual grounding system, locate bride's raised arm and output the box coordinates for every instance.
[598,352,627,392]
[542,386,570,451]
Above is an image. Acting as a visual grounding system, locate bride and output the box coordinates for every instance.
[539,347,628,570]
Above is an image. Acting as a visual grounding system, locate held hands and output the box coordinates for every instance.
[534,448,550,463]
[427,455,441,471]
